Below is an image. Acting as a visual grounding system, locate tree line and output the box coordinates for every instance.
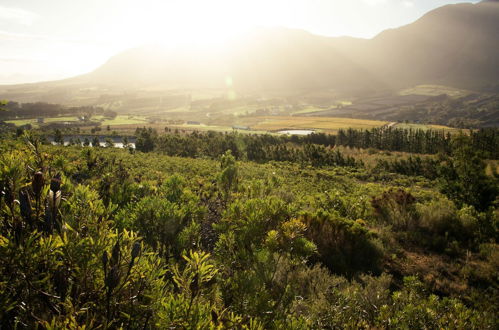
[135,127,499,160]
[135,127,358,167]
[0,101,117,120]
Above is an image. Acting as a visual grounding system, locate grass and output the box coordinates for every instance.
[393,123,457,131]
[161,123,270,135]
[291,101,353,115]
[6,116,79,128]
[5,119,38,126]
[251,116,389,133]
[291,106,331,115]
[97,121,273,135]
[178,123,231,132]
[399,85,470,98]
[5,113,456,136]
[6,115,148,128]
[100,115,148,126]
[221,105,260,116]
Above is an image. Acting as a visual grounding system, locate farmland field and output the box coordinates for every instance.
[6,115,148,128]
[6,116,79,127]
[251,116,389,133]
[99,115,148,126]
[76,115,391,135]
[6,112,460,136]
[291,106,332,115]
[399,84,471,98]
[392,122,458,131]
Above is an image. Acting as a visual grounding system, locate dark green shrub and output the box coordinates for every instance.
[301,210,384,276]
[371,188,418,230]
[116,194,203,259]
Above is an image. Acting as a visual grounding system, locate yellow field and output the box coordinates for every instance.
[393,123,458,132]
[251,116,389,133]
[99,115,148,126]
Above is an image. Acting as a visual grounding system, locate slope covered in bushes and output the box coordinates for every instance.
[0,132,497,328]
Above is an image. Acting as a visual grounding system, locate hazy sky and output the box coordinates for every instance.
[0,0,479,84]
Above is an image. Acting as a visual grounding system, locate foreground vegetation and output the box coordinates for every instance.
[0,127,497,328]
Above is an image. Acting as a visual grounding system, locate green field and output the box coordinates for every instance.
[393,122,458,131]
[99,115,148,126]
[6,115,148,128]
[177,123,270,134]
[6,116,79,127]
[251,116,389,133]
[291,106,331,115]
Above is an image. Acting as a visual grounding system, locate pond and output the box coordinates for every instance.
[278,129,315,135]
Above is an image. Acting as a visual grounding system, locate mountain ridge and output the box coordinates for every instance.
[76,1,499,93]
[1,1,498,100]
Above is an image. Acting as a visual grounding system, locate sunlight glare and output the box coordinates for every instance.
[119,0,276,47]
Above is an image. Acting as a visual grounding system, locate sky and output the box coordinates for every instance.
[0,0,480,84]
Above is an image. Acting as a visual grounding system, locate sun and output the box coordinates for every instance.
[119,0,270,47]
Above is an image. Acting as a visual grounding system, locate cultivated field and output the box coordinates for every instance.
[7,112,459,135]
[399,84,471,98]
[392,123,458,131]
[6,116,79,127]
[6,115,148,128]
[98,115,148,126]
[251,116,389,133]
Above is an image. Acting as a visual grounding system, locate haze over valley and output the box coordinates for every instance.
[1,1,499,328]
[1,0,499,131]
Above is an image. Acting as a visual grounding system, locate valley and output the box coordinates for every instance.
[0,1,497,328]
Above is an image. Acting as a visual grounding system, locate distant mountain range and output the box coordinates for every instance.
[1,1,498,102]
[79,0,499,93]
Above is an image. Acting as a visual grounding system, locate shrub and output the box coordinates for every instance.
[376,276,496,329]
[300,210,383,276]
[0,170,167,328]
[215,197,291,256]
[371,188,418,230]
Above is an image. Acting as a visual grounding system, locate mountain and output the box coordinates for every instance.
[79,29,380,94]
[78,1,498,93]
[362,1,499,91]
[1,1,498,103]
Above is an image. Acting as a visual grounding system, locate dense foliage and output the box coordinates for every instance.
[0,130,497,328]
[134,127,499,160]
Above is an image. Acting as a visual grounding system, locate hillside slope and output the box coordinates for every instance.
[363,1,499,91]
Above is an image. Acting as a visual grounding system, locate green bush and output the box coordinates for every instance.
[371,188,418,230]
[300,210,384,276]
[115,193,204,258]
[0,135,496,328]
